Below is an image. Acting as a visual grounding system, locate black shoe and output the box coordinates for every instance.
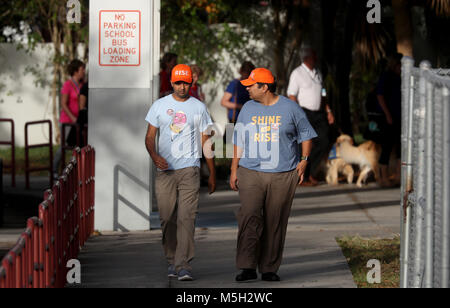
[261,272,280,281]
[235,269,257,282]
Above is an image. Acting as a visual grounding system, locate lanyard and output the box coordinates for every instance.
[71,79,81,94]
[301,65,322,84]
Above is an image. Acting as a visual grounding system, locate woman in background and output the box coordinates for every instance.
[189,64,206,102]
[52,59,85,177]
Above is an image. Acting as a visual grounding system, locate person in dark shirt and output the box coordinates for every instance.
[160,53,178,98]
[376,53,402,187]
[220,61,255,149]
[220,61,255,124]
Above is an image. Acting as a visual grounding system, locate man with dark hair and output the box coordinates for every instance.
[160,53,178,97]
[145,64,216,282]
[221,61,255,124]
[230,68,317,282]
[287,48,334,186]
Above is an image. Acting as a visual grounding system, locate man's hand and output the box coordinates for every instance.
[296,160,308,185]
[327,111,335,125]
[385,113,393,125]
[230,169,239,191]
[208,173,216,195]
[153,155,169,171]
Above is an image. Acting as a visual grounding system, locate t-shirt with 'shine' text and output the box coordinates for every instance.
[233,95,317,173]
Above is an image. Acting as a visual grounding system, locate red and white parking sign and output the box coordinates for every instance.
[99,10,141,66]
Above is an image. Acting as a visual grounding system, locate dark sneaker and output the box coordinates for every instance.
[178,269,194,281]
[235,269,257,282]
[168,265,177,278]
[261,272,280,281]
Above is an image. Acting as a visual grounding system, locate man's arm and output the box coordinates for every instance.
[61,94,77,123]
[230,145,243,191]
[202,132,216,194]
[296,139,313,185]
[221,92,242,110]
[79,94,87,110]
[325,103,335,125]
[288,95,298,103]
[145,124,169,170]
[377,95,393,125]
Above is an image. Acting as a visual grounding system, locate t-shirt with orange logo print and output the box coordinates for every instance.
[233,96,317,172]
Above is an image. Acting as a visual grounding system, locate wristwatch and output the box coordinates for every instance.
[300,156,309,162]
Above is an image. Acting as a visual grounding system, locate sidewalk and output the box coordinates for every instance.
[73,183,401,288]
[0,175,51,259]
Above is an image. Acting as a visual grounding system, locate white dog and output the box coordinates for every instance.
[326,158,355,186]
[335,134,381,187]
[326,144,354,186]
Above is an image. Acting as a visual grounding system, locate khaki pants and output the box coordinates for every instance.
[236,167,299,273]
[155,167,200,272]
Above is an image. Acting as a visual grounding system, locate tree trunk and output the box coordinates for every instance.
[392,0,414,57]
[271,0,305,95]
[51,18,62,144]
[321,0,338,78]
[272,3,288,94]
[336,0,357,136]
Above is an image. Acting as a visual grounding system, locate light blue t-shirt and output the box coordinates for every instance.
[145,94,213,171]
[233,95,317,173]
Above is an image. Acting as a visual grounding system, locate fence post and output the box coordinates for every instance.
[424,75,435,288]
[0,158,3,228]
[400,56,414,288]
[410,60,431,288]
[442,86,450,288]
[21,226,33,288]
[0,266,5,288]
[0,119,15,187]
[24,120,53,189]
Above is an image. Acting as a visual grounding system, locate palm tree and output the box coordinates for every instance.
[334,0,450,136]
[392,0,450,58]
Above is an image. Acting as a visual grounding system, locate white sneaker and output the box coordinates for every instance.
[168,265,177,278]
[178,269,193,281]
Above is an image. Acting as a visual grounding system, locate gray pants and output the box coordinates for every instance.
[236,167,299,273]
[155,167,200,272]
[52,124,71,173]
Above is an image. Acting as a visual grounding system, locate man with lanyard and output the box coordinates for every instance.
[230,68,317,282]
[145,64,216,282]
[287,48,335,186]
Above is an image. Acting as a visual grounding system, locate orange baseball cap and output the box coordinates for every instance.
[171,64,193,83]
[240,68,275,86]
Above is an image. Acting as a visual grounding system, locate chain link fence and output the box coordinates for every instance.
[401,57,450,288]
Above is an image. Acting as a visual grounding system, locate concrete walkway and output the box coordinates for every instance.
[1,175,52,259]
[73,183,401,288]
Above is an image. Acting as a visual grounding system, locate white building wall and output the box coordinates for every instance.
[0,42,247,148]
[0,43,55,147]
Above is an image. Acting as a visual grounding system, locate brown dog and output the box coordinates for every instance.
[326,157,354,186]
[335,134,381,187]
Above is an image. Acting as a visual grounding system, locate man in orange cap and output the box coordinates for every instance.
[230,68,317,282]
[145,64,216,282]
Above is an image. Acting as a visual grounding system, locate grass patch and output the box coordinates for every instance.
[336,236,400,288]
[0,146,72,176]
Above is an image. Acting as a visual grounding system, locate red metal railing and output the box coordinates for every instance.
[0,118,16,187]
[25,120,53,190]
[0,145,95,288]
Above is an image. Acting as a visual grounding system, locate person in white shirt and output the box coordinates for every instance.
[287,48,335,186]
